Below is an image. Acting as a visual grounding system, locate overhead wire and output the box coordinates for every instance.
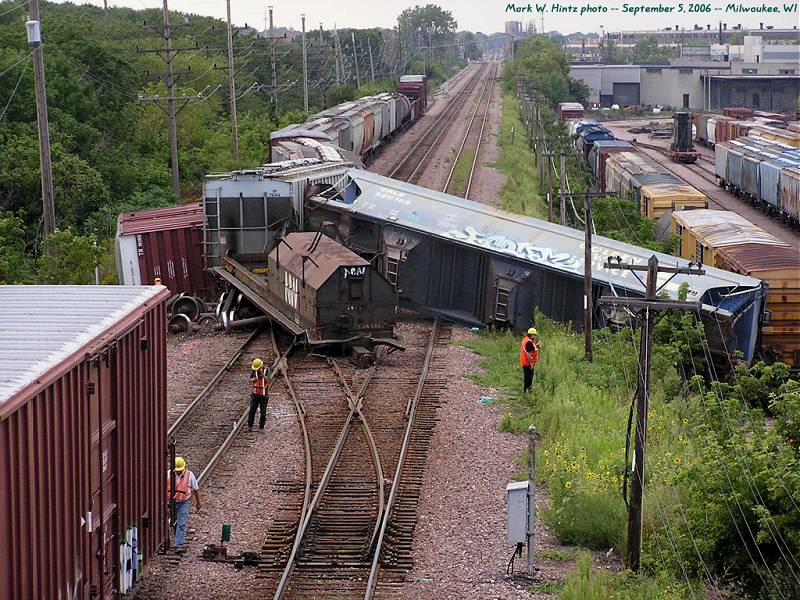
[0,54,28,122]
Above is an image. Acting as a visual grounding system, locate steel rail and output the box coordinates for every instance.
[389,63,487,183]
[271,329,313,568]
[197,328,291,487]
[465,63,498,199]
[364,320,441,599]
[633,141,720,188]
[168,327,261,437]
[442,65,493,193]
[272,353,385,600]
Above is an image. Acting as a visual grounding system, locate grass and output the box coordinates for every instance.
[528,580,566,594]
[538,549,575,561]
[462,318,696,560]
[496,92,547,219]
[560,552,692,599]
[447,148,475,196]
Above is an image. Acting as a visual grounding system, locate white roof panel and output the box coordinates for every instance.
[0,285,164,405]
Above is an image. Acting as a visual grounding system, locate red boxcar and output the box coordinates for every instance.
[396,74,427,119]
[0,285,169,600]
[723,107,753,119]
[115,203,215,298]
[558,102,585,121]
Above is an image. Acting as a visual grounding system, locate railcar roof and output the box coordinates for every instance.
[269,232,369,290]
[322,168,762,301]
[0,285,168,407]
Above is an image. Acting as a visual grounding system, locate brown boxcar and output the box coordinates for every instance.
[0,285,169,600]
[716,245,800,367]
[115,203,215,298]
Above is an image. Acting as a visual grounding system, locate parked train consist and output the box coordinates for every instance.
[694,111,800,149]
[572,120,709,217]
[269,77,425,164]
[714,136,800,225]
[672,209,800,366]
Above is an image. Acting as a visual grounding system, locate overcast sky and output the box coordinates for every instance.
[59,0,799,35]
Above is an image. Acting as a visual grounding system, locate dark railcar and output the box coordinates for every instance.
[0,285,169,600]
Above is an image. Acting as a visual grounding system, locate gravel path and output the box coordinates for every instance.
[399,327,583,600]
[465,66,505,207]
[135,334,303,600]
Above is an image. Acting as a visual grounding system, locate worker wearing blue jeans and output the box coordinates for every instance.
[167,457,201,549]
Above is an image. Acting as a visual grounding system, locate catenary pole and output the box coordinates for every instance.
[27,0,56,244]
[301,14,308,111]
[600,256,705,571]
[583,192,593,361]
[558,152,566,226]
[162,0,180,197]
[367,37,375,82]
[351,31,360,88]
[225,0,239,160]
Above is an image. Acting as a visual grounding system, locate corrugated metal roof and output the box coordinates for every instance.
[328,169,762,301]
[117,203,204,236]
[719,244,800,275]
[673,209,788,248]
[269,232,368,289]
[0,286,166,405]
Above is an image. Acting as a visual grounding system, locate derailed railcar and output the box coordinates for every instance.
[304,168,767,364]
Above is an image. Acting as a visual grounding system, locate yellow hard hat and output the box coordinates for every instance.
[527,328,538,336]
[174,456,186,472]
[252,358,263,371]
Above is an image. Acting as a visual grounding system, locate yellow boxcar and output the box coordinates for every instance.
[640,182,707,220]
[671,209,778,265]
[671,209,799,366]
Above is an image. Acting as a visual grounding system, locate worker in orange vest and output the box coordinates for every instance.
[167,456,201,550]
[248,358,272,432]
[520,327,542,394]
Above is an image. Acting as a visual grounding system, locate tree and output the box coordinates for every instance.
[398,4,457,62]
[37,229,101,285]
[0,211,34,283]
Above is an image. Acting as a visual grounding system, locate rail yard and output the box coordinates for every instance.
[1,5,799,600]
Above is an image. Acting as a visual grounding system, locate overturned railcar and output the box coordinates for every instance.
[304,169,767,363]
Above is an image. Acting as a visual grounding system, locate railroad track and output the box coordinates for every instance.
[389,63,490,185]
[260,320,450,599]
[443,61,499,198]
[168,327,275,486]
[633,140,720,188]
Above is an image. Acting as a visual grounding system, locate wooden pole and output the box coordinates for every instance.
[162,0,180,198]
[27,0,56,243]
[225,0,239,160]
[584,192,593,361]
[559,152,566,226]
[351,31,360,88]
[546,146,553,222]
[526,425,539,575]
[301,15,308,111]
[367,37,375,82]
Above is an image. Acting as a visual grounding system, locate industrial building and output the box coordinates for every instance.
[569,52,800,111]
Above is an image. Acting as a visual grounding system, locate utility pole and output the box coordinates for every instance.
[269,6,277,104]
[319,22,323,45]
[367,37,375,82]
[301,14,308,111]
[225,0,239,161]
[558,153,566,226]
[162,0,180,197]
[333,24,341,84]
[103,0,108,21]
[546,145,553,223]
[26,1,56,244]
[600,256,705,572]
[526,425,540,575]
[351,31,361,88]
[583,192,593,361]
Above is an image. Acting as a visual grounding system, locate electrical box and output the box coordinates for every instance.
[26,20,41,44]
[506,480,529,543]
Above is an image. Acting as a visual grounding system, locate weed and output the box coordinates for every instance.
[528,580,565,594]
[538,549,575,561]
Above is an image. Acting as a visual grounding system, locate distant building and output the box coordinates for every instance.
[570,60,799,112]
[505,21,522,37]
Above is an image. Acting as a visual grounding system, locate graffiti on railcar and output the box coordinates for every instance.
[443,226,583,272]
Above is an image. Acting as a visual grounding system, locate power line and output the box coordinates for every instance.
[0,54,29,122]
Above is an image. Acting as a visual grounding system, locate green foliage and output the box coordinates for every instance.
[502,37,574,107]
[398,4,457,40]
[631,36,679,64]
[648,375,800,598]
[591,196,664,251]
[496,93,547,219]
[560,552,692,599]
[37,229,101,284]
[0,210,34,283]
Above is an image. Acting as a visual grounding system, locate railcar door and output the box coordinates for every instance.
[88,353,118,599]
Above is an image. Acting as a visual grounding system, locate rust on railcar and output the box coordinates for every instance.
[0,286,170,600]
[717,243,800,367]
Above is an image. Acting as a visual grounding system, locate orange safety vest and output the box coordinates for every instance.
[167,470,192,502]
[519,336,539,367]
[251,369,269,396]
